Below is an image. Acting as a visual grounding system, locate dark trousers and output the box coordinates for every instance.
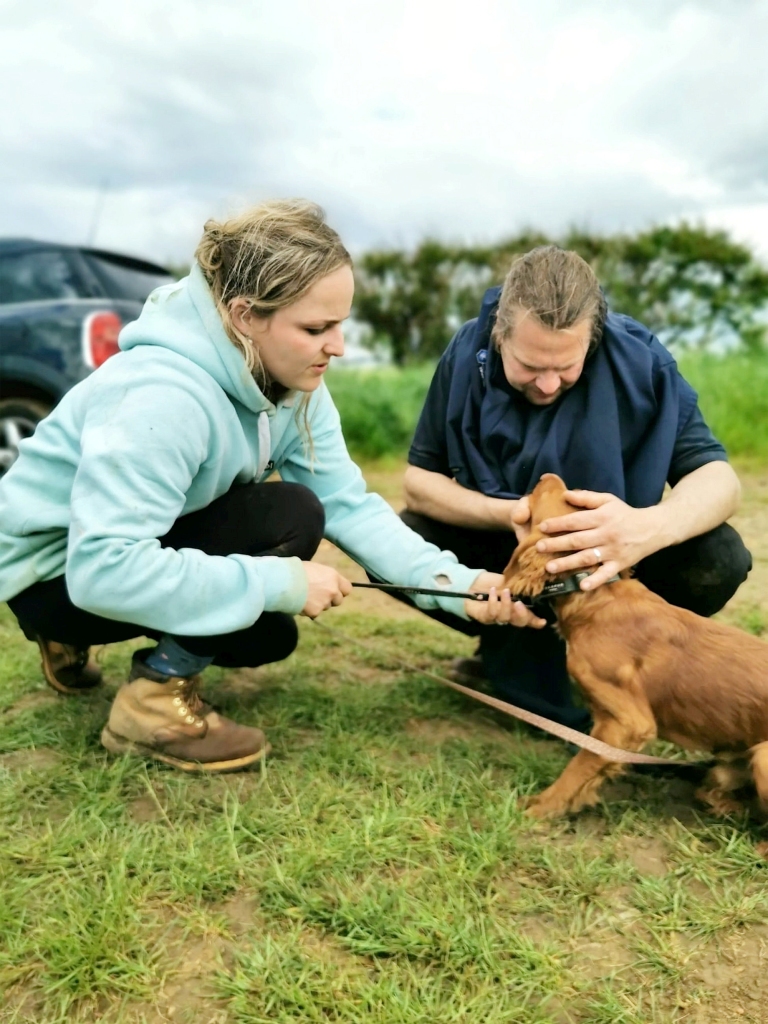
[398,510,753,730]
[8,482,325,669]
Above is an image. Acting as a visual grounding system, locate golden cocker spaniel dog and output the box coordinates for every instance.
[502,473,768,826]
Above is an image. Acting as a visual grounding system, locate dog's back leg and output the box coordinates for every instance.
[747,743,768,858]
[749,742,768,813]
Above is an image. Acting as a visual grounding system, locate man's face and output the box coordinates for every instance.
[497,313,592,406]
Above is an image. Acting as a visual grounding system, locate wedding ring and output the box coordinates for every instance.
[593,548,602,563]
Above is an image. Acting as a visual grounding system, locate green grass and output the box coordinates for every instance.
[328,352,768,462]
[3,594,768,1022]
[678,351,768,459]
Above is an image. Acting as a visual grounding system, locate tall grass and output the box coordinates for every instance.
[678,351,768,459]
[328,352,768,461]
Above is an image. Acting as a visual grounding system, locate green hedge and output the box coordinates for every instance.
[327,353,768,461]
[325,365,434,460]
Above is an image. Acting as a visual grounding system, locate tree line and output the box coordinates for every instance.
[352,224,768,365]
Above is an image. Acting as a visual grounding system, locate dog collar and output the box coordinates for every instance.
[532,571,622,605]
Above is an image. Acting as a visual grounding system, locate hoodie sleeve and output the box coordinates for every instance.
[66,382,307,635]
[279,386,482,620]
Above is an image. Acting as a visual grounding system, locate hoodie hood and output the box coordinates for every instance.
[119,263,272,416]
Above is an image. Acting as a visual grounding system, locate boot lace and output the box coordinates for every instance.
[171,676,206,728]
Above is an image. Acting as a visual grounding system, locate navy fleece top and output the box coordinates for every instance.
[409,288,727,505]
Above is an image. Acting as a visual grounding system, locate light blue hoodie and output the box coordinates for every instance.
[0,265,482,635]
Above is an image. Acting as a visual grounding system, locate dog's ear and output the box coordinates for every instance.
[502,541,552,597]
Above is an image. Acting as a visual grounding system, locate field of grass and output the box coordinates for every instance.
[327,353,768,462]
[3,460,768,1023]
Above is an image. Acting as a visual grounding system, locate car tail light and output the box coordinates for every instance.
[82,311,122,369]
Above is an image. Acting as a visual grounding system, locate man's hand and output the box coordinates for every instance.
[301,562,353,617]
[534,490,661,590]
[464,571,547,628]
[511,495,532,543]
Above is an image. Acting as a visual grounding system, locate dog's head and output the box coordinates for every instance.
[501,473,576,597]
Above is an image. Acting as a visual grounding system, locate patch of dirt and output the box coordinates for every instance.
[617,835,669,876]
[336,663,397,685]
[213,669,269,698]
[121,906,244,1024]
[516,914,560,944]
[1,689,59,721]
[572,933,636,981]
[715,466,768,631]
[405,717,475,743]
[0,987,47,1023]
[128,793,167,824]
[142,936,231,1024]
[217,894,264,937]
[0,747,63,770]
[680,924,768,1023]
[298,926,373,972]
[404,716,513,746]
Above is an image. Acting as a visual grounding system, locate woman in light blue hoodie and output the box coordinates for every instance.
[0,200,544,772]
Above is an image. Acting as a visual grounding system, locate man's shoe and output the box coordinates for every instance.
[448,655,487,687]
[100,650,269,773]
[36,637,103,695]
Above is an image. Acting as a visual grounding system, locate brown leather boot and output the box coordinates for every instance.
[100,651,269,772]
[35,637,103,695]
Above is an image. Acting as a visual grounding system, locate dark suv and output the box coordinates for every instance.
[0,239,174,474]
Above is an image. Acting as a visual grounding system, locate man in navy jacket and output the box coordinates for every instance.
[401,246,750,729]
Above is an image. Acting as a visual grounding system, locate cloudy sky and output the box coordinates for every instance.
[1,0,767,265]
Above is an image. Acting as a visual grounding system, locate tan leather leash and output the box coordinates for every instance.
[312,618,697,767]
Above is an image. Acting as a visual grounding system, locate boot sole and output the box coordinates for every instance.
[43,673,102,696]
[100,726,270,773]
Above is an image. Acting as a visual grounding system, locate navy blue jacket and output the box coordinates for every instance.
[409,288,727,507]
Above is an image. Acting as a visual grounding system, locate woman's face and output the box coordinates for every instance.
[231,264,354,392]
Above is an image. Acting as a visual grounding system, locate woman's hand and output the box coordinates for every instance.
[300,562,353,617]
[464,572,547,628]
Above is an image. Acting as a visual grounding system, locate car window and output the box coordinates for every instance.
[84,253,173,303]
[0,250,82,305]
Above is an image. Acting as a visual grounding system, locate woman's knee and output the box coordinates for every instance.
[264,483,325,560]
[213,613,299,669]
[160,481,325,561]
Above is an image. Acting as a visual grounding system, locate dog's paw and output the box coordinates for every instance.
[521,793,568,820]
[502,546,552,598]
[695,786,747,818]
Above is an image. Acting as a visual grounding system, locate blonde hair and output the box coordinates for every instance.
[195,199,351,457]
[195,198,351,378]
[492,245,607,355]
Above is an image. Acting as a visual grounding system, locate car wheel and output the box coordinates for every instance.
[0,399,51,477]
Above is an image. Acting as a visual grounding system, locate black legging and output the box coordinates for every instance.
[392,511,753,730]
[8,482,325,669]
